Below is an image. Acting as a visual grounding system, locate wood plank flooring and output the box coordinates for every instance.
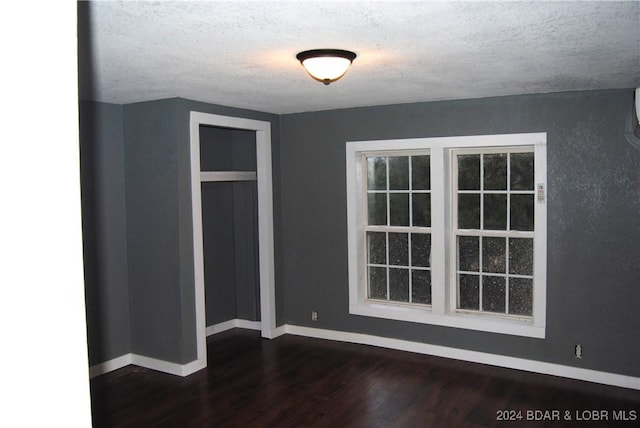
[90,329,640,427]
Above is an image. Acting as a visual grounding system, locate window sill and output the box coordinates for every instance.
[349,302,545,339]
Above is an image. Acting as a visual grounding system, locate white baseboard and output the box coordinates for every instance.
[205,319,237,336]
[89,323,640,390]
[284,325,640,391]
[131,353,205,377]
[89,352,207,378]
[206,318,261,336]
[270,325,287,338]
[236,319,262,331]
[90,319,262,379]
[89,353,132,378]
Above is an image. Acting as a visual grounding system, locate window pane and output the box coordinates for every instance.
[482,276,506,313]
[458,236,479,272]
[367,193,387,225]
[510,152,534,190]
[509,278,533,316]
[458,194,480,229]
[412,193,431,227]
[411,155,430,190]
[411,233,431,267]
[389,233,408,266]
[389,268,409,302]
[509,238,533,276]
[412,270,431,304]
[484,194,507,230]
[510,194,534,231]
[482,237,506,273]
[389,193,409,226]
[484,153,507,190]
[388,156,409,190]
[367,157,387,190]
[458,274,479,310]
[458,154,480,190]
[367,232,386,265]
[368,267,387,300]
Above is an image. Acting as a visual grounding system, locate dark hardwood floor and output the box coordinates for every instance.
[90,329,640,427]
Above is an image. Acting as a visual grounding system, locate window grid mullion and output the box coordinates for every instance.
[365,225,432,233]
[408,233,413,303]
[385,157,390,301]
[385,157,390,228]
[408,156,413,302]
[479,154,485,312]
[505,237,511,314]
[457,190,534,195]
[369,190,432,194]
[363,156,370,303]
[453,153,461,311]
[457,271,533,279]
[455,229,533,238]
[479,236,483,311]
[505,154,511,314]
[385,231,390,301]
[408,155,414,226]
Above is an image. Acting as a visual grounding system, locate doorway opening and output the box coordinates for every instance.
[189,112,276,373]
[200,125,260,333]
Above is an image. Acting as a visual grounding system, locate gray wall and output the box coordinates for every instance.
[80,101,131,366]
[118,98,281,364]
[279,89,640,377]
[123,99,187,363]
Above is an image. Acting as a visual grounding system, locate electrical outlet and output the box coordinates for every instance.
[311,310,318,321]
[575,344,583,359]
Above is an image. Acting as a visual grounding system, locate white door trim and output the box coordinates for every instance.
[189,111,277,374]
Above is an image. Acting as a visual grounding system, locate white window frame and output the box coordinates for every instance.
[346,133,547,338]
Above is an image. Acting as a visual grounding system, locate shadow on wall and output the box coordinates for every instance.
[78,1,97,101]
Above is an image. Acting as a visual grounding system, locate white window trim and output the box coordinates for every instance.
[346,133,547,338]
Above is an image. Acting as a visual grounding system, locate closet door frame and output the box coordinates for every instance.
[189,112,277,372]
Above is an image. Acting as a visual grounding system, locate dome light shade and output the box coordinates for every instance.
[296,49,357,85]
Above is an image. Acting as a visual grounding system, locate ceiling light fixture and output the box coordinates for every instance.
[296,49,357,85]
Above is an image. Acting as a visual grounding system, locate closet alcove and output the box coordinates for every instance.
[199,125,261,329]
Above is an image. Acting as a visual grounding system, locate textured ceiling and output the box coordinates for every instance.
[79,1,640,114]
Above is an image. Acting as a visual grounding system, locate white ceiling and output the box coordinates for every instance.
[80,1,640,114]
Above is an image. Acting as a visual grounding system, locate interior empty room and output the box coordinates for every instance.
[7,1,639,426]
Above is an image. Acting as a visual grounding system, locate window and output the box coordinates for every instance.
[346,133,546,338]
[365,153,432,305]
[454,149,535,317]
